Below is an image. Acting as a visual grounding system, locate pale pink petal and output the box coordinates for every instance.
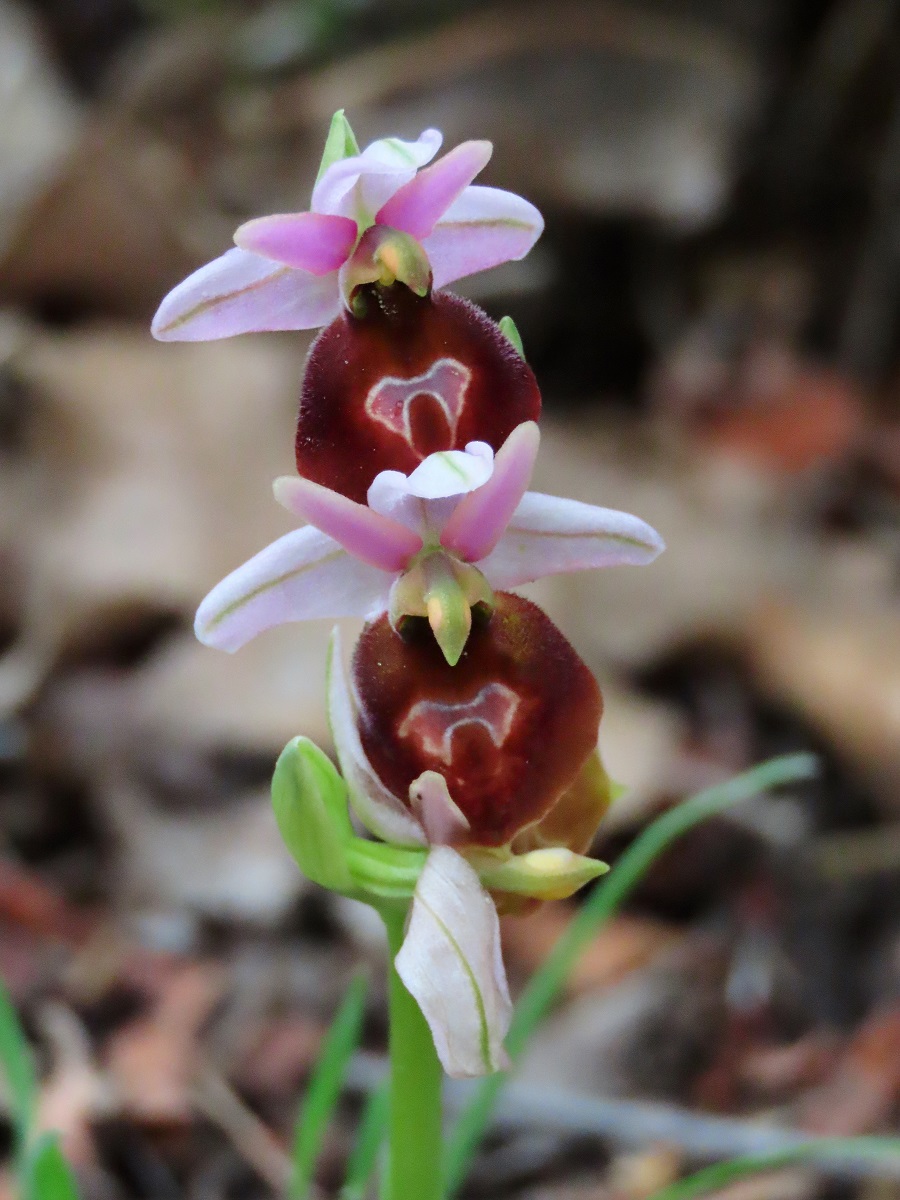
[478,492,666,589]
[405,444,494,499]
[234,211,358,273]
[151,248,341,341]
[376,141,492,239]
[368,444,495,543]
[312,130,443,223]
[194,527,391,652]
[395,847,512,1078]
[327,628,427,847]
[440,422,540,562]
[274,476,422,571]
[366,470,428,538]
[421,186,544,289]
[408,771,471,846]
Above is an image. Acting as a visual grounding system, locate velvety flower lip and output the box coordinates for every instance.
[350,594,603,846]
[151,114,543,342]
[294,287,542,504]
[194,422,665,655]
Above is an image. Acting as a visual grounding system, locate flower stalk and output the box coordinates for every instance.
[382,905,444,1200]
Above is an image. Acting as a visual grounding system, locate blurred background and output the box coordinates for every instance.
[1,0,899,1196]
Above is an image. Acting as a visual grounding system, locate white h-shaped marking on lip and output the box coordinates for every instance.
[364,358,471,455]
[397,683,520,765]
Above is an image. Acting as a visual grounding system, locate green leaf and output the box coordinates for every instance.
[0,979,36,1157]
[498,315,525,359]
[23,1133,80,1200]
[272,737,356,893]
[289,973,369,1200]
[443,753,819,1194]
[316,110,360,185]
[340,1079,389,1200]
[645,1137,900,1200]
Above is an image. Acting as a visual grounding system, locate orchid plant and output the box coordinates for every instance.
[153,111,664,1200]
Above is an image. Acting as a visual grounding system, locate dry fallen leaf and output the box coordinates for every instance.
[105,961,223,1126]
[502,909,680,995]
[798,1007,900,1136]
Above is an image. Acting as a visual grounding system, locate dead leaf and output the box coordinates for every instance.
[105,962,223,1126]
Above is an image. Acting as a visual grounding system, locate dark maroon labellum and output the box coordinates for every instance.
[353,594,602,847]
[297,285,542,503]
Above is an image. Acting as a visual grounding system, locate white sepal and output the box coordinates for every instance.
[395,846,512,1078]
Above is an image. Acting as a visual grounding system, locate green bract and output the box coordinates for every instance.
[498,315,525,359]
[272,737,356,894]
[315,109,361,185]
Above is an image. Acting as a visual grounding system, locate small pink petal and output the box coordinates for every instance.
[376,141,492,239]
[327,628,427,847]
[194,526,391,652]
[440,422,540,563]
[395,846,512,1077]
[421,186,544,290]
[234,212,358,274]
[478,492,666,590]
[274,476,423,571]
[151,248,341,341]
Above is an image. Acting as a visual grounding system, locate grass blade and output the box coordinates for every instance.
[340,1079,389,1200]
[290,971,369,1200]
[645,1137,900,1199]
[443,752,818,1194]
[23,1133,80,1200]
[0,979,37,1158]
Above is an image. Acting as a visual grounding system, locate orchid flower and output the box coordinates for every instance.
[318,594,609,1076]
[195,421,665,666]
[151,111,543,342]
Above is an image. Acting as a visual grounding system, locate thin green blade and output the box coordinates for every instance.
[23,1133,80,1200]
[443,753,819,1193]
[0,979,36,1156]
[340,1079,389,1200]
[290,972,369,1200]
[646,1137,900,1200]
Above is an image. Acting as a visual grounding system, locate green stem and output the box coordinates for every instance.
[382,906,444,1200]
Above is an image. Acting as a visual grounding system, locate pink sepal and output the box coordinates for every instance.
[234,211,358,274]
[376,141,492,240]
[440,422,540,562]
[274,476,423,572]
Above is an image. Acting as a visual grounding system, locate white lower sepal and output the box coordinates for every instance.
[394,846,512,1078]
